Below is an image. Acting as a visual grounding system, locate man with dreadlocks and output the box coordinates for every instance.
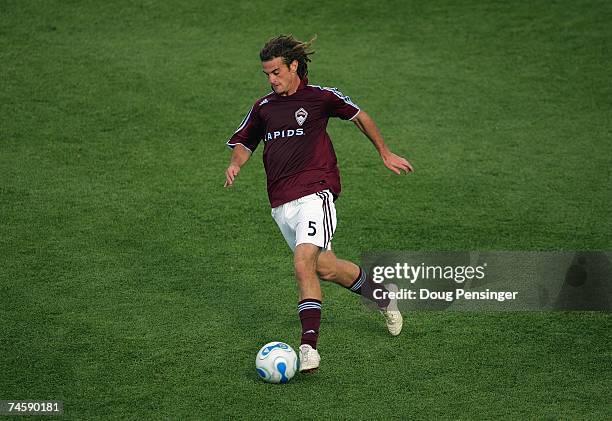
[224,35,413,373]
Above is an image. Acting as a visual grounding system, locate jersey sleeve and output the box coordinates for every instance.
[324,87,360,120]
[226,101,264,153]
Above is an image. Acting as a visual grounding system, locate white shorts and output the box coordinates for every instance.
[271,189,337,252]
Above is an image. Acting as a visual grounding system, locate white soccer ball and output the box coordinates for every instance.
[255,341,298,384]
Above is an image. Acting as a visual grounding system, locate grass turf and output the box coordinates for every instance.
[1,0,611,419]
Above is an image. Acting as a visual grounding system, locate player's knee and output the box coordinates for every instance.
[293,244,323,283]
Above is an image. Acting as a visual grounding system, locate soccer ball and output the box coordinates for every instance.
[255,341,298,384]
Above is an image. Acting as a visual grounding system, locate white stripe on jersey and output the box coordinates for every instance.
[229,92,273,139]
[308,85,360,110]
[225,142,253,152]
[233,105,254,135]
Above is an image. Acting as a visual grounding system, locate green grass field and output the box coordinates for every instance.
[1,0,611,419]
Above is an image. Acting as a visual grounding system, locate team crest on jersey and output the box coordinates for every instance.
[295,108,308,126]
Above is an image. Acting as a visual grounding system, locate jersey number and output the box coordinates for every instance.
[308,221,316,236]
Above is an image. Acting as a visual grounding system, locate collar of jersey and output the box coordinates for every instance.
[274,77,308,98]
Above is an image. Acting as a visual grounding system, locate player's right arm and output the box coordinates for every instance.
[224,144,252,188]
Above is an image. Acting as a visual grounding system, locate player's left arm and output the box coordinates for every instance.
[351,111,414,174]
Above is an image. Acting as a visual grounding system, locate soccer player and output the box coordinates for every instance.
[224,35,413,372]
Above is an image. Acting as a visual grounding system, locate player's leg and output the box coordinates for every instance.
[316,250,357,287]
[291,190,344,371]
[317,250,390,306]
[271,200,322,370]
[316,250,403,336]
[293,243,323,372]
[294,243,322,301]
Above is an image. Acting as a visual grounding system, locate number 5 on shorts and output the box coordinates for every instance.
[308,221,316,236]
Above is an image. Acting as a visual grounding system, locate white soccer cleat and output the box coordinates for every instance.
[298,344,321,373]
[380,283,403,336]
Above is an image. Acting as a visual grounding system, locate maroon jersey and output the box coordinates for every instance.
[226,77,360,207]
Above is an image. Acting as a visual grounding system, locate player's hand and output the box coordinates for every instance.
[381,151,414,174]
[224,164,241,187]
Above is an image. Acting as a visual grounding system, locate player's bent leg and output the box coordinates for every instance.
[294,243,322,372]
[316,250,359,288]
[317,250,404,336]
[317,251,388,305]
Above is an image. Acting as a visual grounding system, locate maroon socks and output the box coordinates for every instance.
[298,299,321,349]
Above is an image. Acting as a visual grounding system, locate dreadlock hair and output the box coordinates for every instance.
[260,34,316,79]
